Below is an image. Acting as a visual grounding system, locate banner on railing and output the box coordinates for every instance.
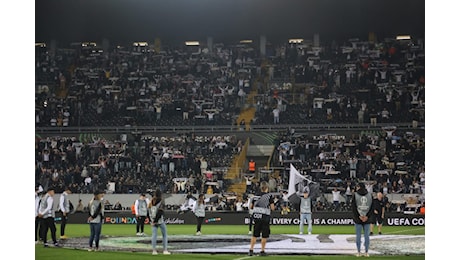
[66,211,424,226]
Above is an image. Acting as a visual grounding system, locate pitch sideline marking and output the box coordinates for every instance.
[233,256,256,260]
[384,227,425,234]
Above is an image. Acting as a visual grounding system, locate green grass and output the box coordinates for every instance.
[34,248,425,260]
[35,224,425,260]
[48,224,426,237]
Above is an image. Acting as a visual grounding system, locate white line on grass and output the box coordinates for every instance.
[384,227,425,234]
[233,256,256,260]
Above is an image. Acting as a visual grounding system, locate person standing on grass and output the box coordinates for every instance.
[87,190,105,252]
[248,181,275,256]
[298,186,313,235]
[58,186,72,240]
[135,193,150,236]
[193,194,206,236]
[370,192,385,235]
[247,194,256,235]
[38,187,59,247]
[35,186,43,244]
[351,182,374,257]
[149,189,170,255]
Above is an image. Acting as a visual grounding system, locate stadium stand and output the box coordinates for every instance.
[35,36,424,212]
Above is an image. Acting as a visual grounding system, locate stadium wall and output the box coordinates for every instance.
[62,193,422,212]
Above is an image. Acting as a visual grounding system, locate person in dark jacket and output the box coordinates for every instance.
[351,182,374,257]
[248,181,275,257]
[370,192,385,235]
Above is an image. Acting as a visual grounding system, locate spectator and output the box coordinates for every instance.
[238,88,246,104]
[272,107,280,124]
[248,159,256,174]
[381,107,391,122]
[113,201,122,210]
[369,107,378,126]
[281,191,290,215]
[177,192,197,214]
[331,187,341,211]
[358,109,364,124]
[239,119,246,131]
[344,181,354,207]
[235,197,245,212]
[75,199,85,212]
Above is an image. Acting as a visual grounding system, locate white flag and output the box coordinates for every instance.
[288,164,307,197]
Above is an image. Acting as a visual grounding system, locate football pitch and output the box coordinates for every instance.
[35,224,425,259]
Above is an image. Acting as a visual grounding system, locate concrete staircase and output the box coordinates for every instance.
[225,138,250,196]
[236,106,256,131]
[226,76,270,195]
[246,144,275,182]
[56,87,68,98]
[236,77,262,131]
[226,177,247,195]
[247,145,275,157]
[225,143,276,196]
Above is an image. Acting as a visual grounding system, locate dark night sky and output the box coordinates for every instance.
[35,0,425,46]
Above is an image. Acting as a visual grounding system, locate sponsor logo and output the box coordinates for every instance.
[103,217,185,224]
[387,218,425,226]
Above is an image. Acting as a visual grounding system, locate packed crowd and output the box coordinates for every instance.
[253,38,425,125]
[35,36,424,213]
[35,126,424,214]
[269,125,425,212]
[35,42,256,127]
[35,133,242,196]
[35,37,424,128]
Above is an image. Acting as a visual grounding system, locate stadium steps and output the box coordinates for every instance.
[55,86,68,98]
[236,106,256,131]
[236,77,260,131]
[227,180,247,195]
[225,138,251,195]
[226,157,247,195]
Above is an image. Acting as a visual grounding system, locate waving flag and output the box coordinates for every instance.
[287,164,308,209]
[287,164,320,210]
[288,164,307,197]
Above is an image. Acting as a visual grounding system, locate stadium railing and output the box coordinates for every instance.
[35,122,424,135]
